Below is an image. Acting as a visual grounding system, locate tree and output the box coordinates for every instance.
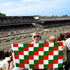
[62,15,68,17]
[0,12,6,17]
[51,15,58,17]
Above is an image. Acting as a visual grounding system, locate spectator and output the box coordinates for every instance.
[0,51,14,70]
[31,32,44,43]
[49,35,65,50]
[9,48,28,70]
[49,36,56,43]
[6,56,14,70]
[1,49,27,70]
[31,32,44,70]
[57,34,67,70]
[65,33,70,70]
[48,36,65,70]
[57,34,65,41]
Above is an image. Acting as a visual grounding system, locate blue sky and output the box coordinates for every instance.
[0,0,70,16]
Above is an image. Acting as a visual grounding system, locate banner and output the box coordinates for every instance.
[12,42,63,69]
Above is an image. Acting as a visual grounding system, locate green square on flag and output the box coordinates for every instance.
[24,44,28,47]
[16,63,20,67]
[24,55,29,59]
[49,60,53,64]
[18,47,23,51]
[49,47,54,51]
[44,51,48,55]
[14,51,19,55]
[54,42,59,46]
[39,56,44,60]
[29,51,34,55]
[34,47,39,51]
[58,64,63,68]
[54,55,58,59]
[39,43,44,47]
[34,60,39,64]
[44,65,48,69]
[59,51,63,55]
[30,64,34,69]
[20,59,24,64]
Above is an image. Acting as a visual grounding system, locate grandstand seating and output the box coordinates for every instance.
[0,16,70,43]
[0,16,37,26]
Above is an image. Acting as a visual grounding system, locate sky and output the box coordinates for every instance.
[0,0,70,16]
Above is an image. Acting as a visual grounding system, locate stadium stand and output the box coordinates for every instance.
[0,16,70,43]
[0,16,70,70]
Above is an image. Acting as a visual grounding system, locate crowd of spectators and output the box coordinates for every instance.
[0,24,41,43]
[0,16,70,24]
[39,17,70,21]
[0,17,36,24]
[0,31,70,70]
[0,26,70,44]
[41,20,70,28]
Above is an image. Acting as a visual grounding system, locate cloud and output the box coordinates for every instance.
[21,0,36,3]
[0,2,15,7]
[0,0,70,16]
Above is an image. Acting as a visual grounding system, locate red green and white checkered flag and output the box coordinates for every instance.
[11,42,63,69]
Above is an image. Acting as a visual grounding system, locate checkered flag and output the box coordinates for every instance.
[11,42,63,69]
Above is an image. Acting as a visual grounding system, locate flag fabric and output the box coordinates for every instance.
[12,42,63,69]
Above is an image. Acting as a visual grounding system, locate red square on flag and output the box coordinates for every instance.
[58,55,63,59]
[24,60,29,64]
[34,64,39,69]
[24,47,28,51]
[39,60,43,64]
[14,55,19,59]
[48,64,53,69]
[29,55,34,60]
[19,51,24,55]
[39,47,44,51]
[29,44,34,47]
[59,42,63,46]
[20,64,25,68]
[53,60,58,64]
[13,44,18,47]
[44,43,49,47]
[34,51,39,55]
[44,55,48,60]
[54,47,58,51]
[49,51,53,55]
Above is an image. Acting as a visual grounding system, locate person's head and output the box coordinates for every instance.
[4,51,11,57]
[57,34,64,41]
[49,36,56,43]
[65,33,70,38]
[32,32,41,43]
